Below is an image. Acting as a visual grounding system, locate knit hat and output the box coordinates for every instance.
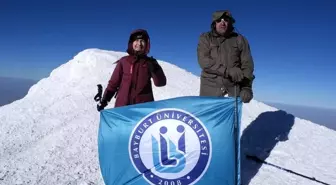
[130,32,148,43]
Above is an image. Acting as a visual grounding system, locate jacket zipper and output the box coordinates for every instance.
[130,63,133,74]
[218,38,228,95]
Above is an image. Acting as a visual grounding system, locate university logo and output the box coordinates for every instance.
[129,109,212,185]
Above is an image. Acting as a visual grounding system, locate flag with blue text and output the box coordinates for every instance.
[98,96,242,185]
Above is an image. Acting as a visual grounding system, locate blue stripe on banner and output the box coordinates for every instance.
[98,96,242,185]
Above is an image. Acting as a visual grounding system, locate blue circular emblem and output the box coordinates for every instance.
[129,109,212,185]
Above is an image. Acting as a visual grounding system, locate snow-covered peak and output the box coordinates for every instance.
[0,49,335,185]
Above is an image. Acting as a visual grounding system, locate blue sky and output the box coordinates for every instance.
[0,0,335,109]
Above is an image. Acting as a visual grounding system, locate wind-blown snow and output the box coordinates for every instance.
[0,48,335,185]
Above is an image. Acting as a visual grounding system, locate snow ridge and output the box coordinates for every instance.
[0,49,335,185]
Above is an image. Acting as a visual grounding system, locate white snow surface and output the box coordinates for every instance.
[0,48,335,185]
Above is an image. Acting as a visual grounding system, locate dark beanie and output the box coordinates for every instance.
[130,32,148,42]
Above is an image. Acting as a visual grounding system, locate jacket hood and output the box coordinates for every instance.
[211,10,235,23]
[126,29,151,56]
[210,10,236,34]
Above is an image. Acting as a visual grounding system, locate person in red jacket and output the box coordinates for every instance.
[97,29,167,111]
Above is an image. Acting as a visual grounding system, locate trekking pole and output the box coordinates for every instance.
[234,84,239,185]
[94,84,103,102]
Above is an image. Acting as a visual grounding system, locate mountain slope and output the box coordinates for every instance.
[0,49,335,185]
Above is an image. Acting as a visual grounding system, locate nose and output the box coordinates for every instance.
[220,19,227,24]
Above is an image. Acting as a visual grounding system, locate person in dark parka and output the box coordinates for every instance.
[97,29,167,111]
[197,10,255,103]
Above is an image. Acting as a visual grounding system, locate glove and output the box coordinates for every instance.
[147,57,159,73]
[240,87,253,103]
[228,67,244,83]
[97,100,108,112]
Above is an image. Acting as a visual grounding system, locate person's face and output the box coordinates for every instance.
[132,39,146,53]
[215,18,229,35]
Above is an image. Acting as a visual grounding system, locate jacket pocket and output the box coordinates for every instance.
[229,45,241,68]
[136,64,151,89]
[209,43,220,61]
[135,93,154,103]
[201,70,217,79]
[200,71,220,88]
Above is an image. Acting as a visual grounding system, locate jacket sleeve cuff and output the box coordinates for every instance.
[217,64,226,76]
[240,76,254,88]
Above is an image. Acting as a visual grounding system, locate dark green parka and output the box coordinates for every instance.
[197,10,255,98]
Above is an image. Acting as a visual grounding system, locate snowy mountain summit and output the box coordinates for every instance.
[0,49,335,185]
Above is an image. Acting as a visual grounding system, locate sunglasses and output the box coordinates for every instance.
[215,17,230,23]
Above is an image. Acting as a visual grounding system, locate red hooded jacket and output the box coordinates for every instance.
[102,29,167,108]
